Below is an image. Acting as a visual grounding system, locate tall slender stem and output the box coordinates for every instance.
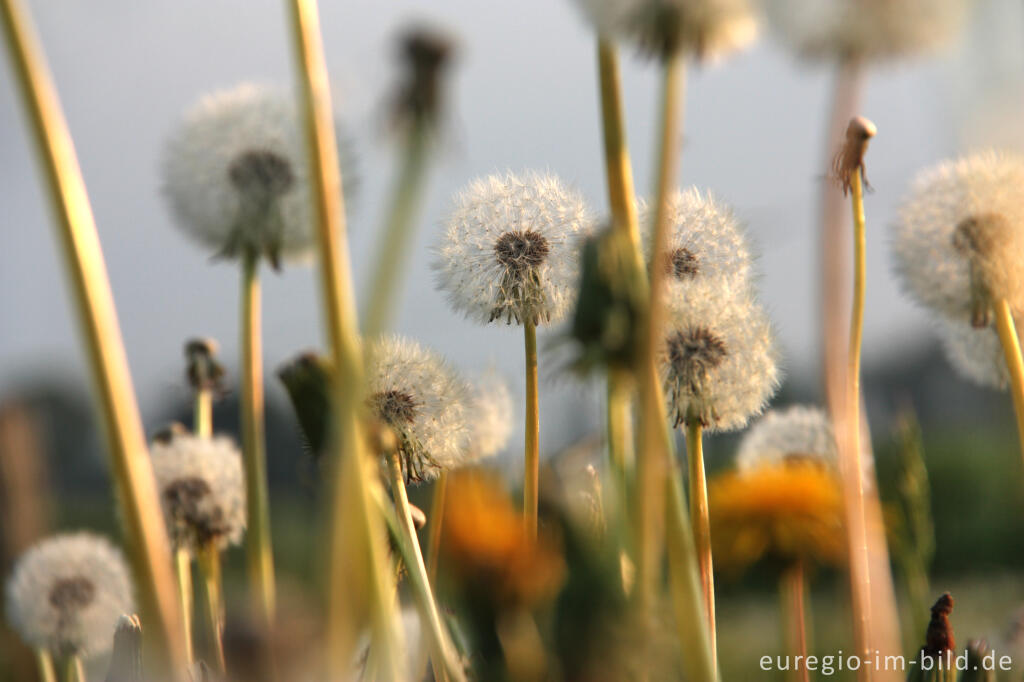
[781,562,810,682]
[36,649,56,682]
[606,370,633,517]
[0,0,184,673]
[284,1,399,677]
[240,252,276,628]
[197,544,226,675]
[194,389,212,439]
[686,420,716,667]
[523,319,540,538]
[993,300,1024,468]
[174,548,194,666]
[426,471,448,583]
[57,656,85,682]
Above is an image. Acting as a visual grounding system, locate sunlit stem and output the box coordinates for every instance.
[426,471,448,583]
[240,251,277,629]
[174,548,195,666]
[197,543,226,675]
[523,319,540,538]
[993,299,1024,469]
[686,419,716,667]
[781,561,810,682]
[35,650,56,682]
[56,655,86,682]
[194,389,212,439]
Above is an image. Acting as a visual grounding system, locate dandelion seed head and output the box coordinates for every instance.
[366,335,471,483]
[434,171,593,326]
[936,318,1012,391]
[466,370,515,461]
[150,432,246,554]
[893,151,1024,325]
[4,533,134,658]
[736,405,837,472]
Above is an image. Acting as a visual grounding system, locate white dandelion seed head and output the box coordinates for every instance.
[161,83,316,264]
[892,151,1024,325]
[640,188,753,298]
[659,283,781,432]
[366,335,471,484]
[466,370,515,461]
[736,405,837,471]
[4,533,134,658]
[150,433,246,555]
[574,0,757,60]
[936,318,1012,391]
[434,171,594,327]
[763,0,969,62]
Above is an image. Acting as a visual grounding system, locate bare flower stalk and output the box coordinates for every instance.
[197,544,226,675]
[426,472,448,583]
[173,549,194,666]
[524,320,540,537]
[0,0,185,674]
[686,419,716,667]
[781,562,810,682]
[284,1,400,677]
[36,650,56,682]
[993,300,1024,467]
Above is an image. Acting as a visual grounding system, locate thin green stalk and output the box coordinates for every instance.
[240,252,276,628]
[363,121,431,337]
[284,1,400,677]
[686,420,716,667]
[174,548,194,666]
[0,0,184,673]
[426,471,448,583]
[993,299,1024,469]
[36,649,56,682]
[197,544,226,675]
[606,370,633,517]
[781,562,810,682]
[386,453,465,682]
[524,319,540,538]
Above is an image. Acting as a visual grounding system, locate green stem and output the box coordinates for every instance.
[426,471,448,584]
[174,548,194,666]
[781,562,810,682]
[362,121,431,337]
[240,252,276,629]
[686,419,716,668]
[606,370,633,518]
[197,544,226,675]
[524,319,540,539]
[36,649,56,682]
[993,299,1024,470]
[194,388,212,439]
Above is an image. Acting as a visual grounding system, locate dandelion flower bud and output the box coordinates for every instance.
[161,84,319,267]
[659,284,780,431]
[763,0,969,62]
[573,0,757,60]
[466,370,515,461]
[640,188,753,297]
[736,405,837,471]
[936,318,1013,391]
[150,432,246,554]
[434,171,593,327]
[366,335,471,483]
[4,533,134,658]
[892,151,1024,326]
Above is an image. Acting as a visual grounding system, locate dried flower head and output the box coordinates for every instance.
[162,84,319,268]
[659,284,780,431]
[434,171,593,326]
[893,151,1024,326]
[185,337,226,395]
[366,335,470,483]
[150,432,246,554]
[763,0,969,62]
[710,462,845,574]
[831,116,877,196]
[640,188,753,297]
[466,370,515,461]
[736,405,837,472]
[574,0,757,60]
[389,26,455,132]
[4,533,134,658]
[936,318,1014,391]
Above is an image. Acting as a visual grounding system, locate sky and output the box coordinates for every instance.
[1,0,1022,456]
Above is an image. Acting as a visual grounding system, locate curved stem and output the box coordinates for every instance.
[993,299,1024,468]
[523,320,540,538]
[197,544,226,675]
[240,252,276,628]
[781,562,810,682]
[686,420,716,668]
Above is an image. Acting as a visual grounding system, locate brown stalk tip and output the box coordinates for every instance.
[185,337,226,393]
[923,592,955,656]
[831,116,877,196]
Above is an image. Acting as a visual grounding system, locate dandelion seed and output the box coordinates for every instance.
[150,432,246,555]
[366,335,470,484]
[466,370,515,461]
[936,318,1015,391]
[4,533,134,658]
[434,171,593,327]
[736,405,837,472]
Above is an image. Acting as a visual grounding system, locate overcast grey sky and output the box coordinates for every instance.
[2,0,1022,454]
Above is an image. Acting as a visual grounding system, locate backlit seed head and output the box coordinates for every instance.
[4,533,134,658]
[434,171,593,327]
[936,318,1014,391]
[736,405,837,472]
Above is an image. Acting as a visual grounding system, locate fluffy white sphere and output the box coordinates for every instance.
[466,370,515,461]
[936,318,1014,391]
[736,405,837,471]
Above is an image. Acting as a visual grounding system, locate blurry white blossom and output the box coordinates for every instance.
[466,370,515,461]
[736,405,837,471]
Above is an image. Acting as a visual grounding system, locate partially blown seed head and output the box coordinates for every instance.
[736,405,837,471]
[434,171,593,326]
[4,533,134,658]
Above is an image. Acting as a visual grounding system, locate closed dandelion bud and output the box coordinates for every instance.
[150,432,246,555]
[466,370,515,461]
[434,171,593,327]
[936,318,1017,390]
[366,335,471,484]
[4,533,134,658]
[104,614,142,682]
[659,284,780,431]
[573,0,757,61]
[893,151,1024,327]
[736,405,837,472]
[277,352,334,458]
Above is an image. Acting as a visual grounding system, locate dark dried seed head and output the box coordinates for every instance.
[372,389,419,426]
[667,327,728,373]
[667,247,699,280]
[228,149,294,198]
[495,230,550,273]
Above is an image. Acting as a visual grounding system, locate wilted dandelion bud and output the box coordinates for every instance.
[763,0,969,62]
[185,338,225,395]
[366,335,471,483]
[434,171,593,327]
[936,318,1014,390]
[162,84,319,268]
[150,431,246,554]
[892,151,1024,326]
[659,284,780,431]
[573,0,757,60]
[736,405,837,471]
[466,370,515,460]
[4,533,134,658]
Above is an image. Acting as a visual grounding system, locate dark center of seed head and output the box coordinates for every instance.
[495,230,550,273]
[228,150,294,198]
[164,477,214,523]
[373,389,419,426]
[952,212,1005,257]
[49,576,95,611]
[667,327,728,372]
[667,247,699,279]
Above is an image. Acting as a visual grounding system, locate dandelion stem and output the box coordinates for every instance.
[197,543,226,675]
[35,649,56,682]
[194,389,212,439]
[524,319,540,538]
[174,548,195,666]
[0,0,185,673]
[686,419,716,666]
[426,471,448,583]
[993,299,1024,469]
[284,1,399,677]
[781,561,810,682]
[58,655,85,682]
[606,370,633,517]
[240,251,277,629]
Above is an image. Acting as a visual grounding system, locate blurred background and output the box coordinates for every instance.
[2,0,1024,678]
